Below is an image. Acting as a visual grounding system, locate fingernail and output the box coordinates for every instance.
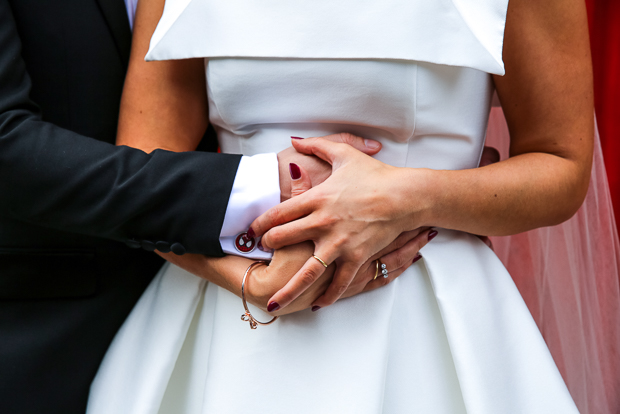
[312,306,321,312]
[364,139,380,149]
[291,136,304,140]
[268,302,280,312]
[428,230,438,241]
[289,163,301,180]
[412,254,423,264]
[247,227,256,239]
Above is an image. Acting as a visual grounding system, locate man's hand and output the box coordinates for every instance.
[277,135,381,202]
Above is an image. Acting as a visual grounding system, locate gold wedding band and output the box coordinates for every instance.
[312,255,328,268]
[373,259,381,280]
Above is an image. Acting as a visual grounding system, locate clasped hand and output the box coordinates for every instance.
[251,133,436,312]
[162,132,434,315]
[250,134,500,312]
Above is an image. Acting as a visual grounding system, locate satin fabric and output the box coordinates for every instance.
[87,57,578,413]
[145,0,508,75]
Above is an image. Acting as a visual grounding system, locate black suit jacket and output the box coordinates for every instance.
[0,1,242,412]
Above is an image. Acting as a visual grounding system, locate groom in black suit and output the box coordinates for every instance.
[0,1,380,413]
[0,1,238,413]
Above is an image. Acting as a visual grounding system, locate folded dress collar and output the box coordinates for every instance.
[146,0,509,75]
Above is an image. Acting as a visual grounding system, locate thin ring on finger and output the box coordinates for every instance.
[312,254,328,268]
[373,260,380,281]
[362,262,401,293]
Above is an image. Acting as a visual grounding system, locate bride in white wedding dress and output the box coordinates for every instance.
[86,0,597,413]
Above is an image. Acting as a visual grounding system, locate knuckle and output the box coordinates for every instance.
[267,228,282,246]
[315,190,332,207]
[339,132,356,144]
[266,205,282,225]
[349,250,367,264]
[315,214,332,229]
[391,234,408,249]
[300,267,320,285]
[334,283,349,296]
[260,232,272,248]
[306,219,323,233]
[394,250,409,270]
[300,273,317,287]
[327,214,339,227]
[412,235,427,250]
[338,132,353,144]
[314,137,327,146]
[330,235,347,250]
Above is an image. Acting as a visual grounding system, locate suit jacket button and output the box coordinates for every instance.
[156,241,171,253]
[141,240,156,252]
[125,239,141,249]
[171,243,186,256]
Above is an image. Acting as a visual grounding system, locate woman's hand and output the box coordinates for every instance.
[252,143,497,310]
[258,226,432,315]
[249,134,435,310]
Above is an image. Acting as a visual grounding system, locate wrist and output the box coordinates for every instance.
[398,167,442,230]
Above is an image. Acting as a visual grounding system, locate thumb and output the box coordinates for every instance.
[289,163,312,197]
[291,136,357,167]
[321,132,381,155]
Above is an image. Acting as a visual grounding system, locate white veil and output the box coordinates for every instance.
[486,106,620,414]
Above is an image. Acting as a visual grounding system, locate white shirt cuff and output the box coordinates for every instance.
[219,153,279,260]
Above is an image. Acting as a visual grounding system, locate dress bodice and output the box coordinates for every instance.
[146,0,504,171]
[207,58,494,171]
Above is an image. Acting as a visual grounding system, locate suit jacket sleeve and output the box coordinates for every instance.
[0,0,241,257]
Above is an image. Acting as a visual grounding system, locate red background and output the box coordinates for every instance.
[586,0,620,226]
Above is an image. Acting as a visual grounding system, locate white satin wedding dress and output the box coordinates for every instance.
[87,1,580,413]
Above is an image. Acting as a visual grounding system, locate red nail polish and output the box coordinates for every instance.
[312,306,321,312]
[291,136,304,140]
[268,302,280,312]
[247,227,256,239]
[289,163,301,180]
[412,254,422,264]
[428,230,438,241]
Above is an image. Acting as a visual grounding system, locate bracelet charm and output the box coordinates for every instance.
[240,261,278,329]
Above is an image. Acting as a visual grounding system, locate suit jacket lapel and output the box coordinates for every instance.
[95,0,132,67]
